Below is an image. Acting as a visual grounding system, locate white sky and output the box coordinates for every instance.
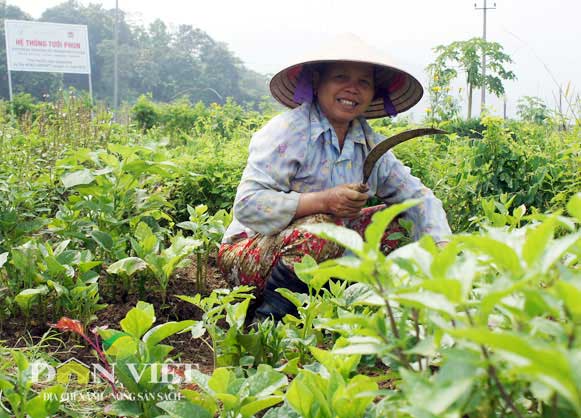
[12,0,581,120]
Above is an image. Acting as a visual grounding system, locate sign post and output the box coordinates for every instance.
[4,20,92,101]
[7,70,13,102]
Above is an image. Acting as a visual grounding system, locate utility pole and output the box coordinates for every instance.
[503,95,507,119]
[113,0,119,118]
[474,0,496,114]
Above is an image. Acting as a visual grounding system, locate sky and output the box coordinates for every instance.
[11,0,581,120]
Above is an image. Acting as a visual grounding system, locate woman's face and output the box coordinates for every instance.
[315,62,375,129]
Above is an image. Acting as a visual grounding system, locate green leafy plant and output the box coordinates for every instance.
[0,350,64,418]
[293,195,581,416]
[126,221,202,303]
[3,239,104,325]
[96,302,197,417]
[284,345,378,418]
[164,364,288,418]
[177,204,231,291]
[178,286,255,368]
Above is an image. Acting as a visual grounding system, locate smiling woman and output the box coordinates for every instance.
[217,33,452,321]
[314,62,375,147]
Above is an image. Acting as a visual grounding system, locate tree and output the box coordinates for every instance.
[425,62,460,124]
[430,38,516,118]
[1,1,269,105]
[516,96,551,124]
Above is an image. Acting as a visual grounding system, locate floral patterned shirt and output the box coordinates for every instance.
[222,102,451,244]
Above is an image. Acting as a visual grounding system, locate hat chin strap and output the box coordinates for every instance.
[379,89,398,117]
[293,66,314,104]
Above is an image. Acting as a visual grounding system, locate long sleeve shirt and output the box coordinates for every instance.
[222,102,451,244]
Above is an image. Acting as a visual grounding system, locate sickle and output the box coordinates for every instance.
[361,128,448,185]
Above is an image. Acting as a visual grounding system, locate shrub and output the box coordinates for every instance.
[10,93,37,119]
[131,94,160,131]
[517,95,551,124]
[440,117,485,138]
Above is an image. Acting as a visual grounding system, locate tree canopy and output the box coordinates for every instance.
[1,1,270,106]
[429,37,516,118]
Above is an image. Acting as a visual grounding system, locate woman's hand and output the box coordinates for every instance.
[323,183,369,218]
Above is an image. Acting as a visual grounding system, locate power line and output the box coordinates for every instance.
[474,0,496,114]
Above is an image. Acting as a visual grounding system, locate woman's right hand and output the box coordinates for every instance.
[323,183,369,218]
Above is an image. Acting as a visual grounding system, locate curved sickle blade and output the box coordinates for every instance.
[362,128,448,184]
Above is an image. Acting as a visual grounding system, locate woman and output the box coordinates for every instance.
[217,34,451,320]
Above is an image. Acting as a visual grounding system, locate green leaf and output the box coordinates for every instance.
[46,280,67,296]
[189,321,206,339]
[176,294,202,308]
[332,375,377,418]
[176,221,198,232]
[276,357,300,375]
[460,235,523,276]
[61,169,95,188]
[107,257,148,277]
[215,393,239,410]
[106,335,138,358]
[142,320,197,348]
[540,232,581,274]
[106,400,143,416]
[180,389,218,416]
[365,200,420,251]
[240,396,284,418]
[420,278,463,304]
[388,242,433,278]
[430,241,459,279]
[286,371,332,418]
[400,367,474,416]
[302,223,364,255]
[276,288,308,309]
[312,340,360,379]
[332,336,385,355]
[238,333,263,361]
[242,364,288,398]
[26,385,64,418]
[208,368,237,395]
[555,281,581,322]
[450,328,580,413]
[120,301,156,338]
[522,219,556,268]
[293,255,318,286]
[91,230,114,251]
[134,222,159,253]
[566,193,581,220]
[392,291,456,316]
[156,400,212,418]
[15,286,49,310]
[406,336,437,356]
[478,276,531,323]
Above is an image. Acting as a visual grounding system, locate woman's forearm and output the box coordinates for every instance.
[295,191,328,219]
[295,184,369,220]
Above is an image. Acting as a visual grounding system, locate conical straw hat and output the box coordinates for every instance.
[269,33,424,118]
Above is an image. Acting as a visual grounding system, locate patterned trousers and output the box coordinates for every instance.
[217,205,403,295]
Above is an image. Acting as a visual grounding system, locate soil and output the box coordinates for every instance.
[0,255,228,375]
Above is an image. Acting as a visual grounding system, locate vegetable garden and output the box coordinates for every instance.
[0,93,580,417]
